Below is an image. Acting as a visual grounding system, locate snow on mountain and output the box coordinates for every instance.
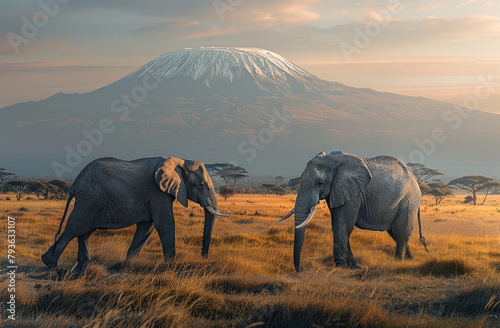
[124,47,329,94]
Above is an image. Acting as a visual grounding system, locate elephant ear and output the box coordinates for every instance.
[155,157,188,207]
[329,154,372,208]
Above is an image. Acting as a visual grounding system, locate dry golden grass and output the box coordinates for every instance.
[0,193,499,327]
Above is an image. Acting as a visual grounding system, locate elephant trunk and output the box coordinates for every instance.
[294,226,306,272]
[201,184,232,258]
[293,185,318,272]
[201,208,215,258]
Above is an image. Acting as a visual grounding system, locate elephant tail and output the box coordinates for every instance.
[54,191,74,243]
[418,208,429,252]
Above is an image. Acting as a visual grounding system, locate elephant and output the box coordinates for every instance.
[41,156,230,273]
[278,151,427,272]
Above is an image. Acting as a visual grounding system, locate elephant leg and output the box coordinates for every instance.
[127,221,155,259]
[74,232,92,273]
[346,241,359,268]
[390,203,417,260]
[42,203,98,269]
[151,199,176,261]
[331,199,360,268]
[405,245,414,260]
[388,228,411,261]
[41,231,76,269]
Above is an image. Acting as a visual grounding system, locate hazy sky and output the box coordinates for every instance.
[1,0,499,113]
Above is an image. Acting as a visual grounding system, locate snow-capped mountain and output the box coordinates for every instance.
[1,47,499,177]
[124,47,329,94]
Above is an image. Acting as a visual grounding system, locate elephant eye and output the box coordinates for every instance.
[318,181,324,186]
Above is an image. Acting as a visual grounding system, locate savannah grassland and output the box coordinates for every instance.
[1,193,499,328]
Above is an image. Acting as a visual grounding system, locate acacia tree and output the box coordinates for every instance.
[407,163,444,182]
[7,181,27,201]
[220,167,248,186]
[205,163,249,186]
[219,185,237,200]
[0,168,15,188]
[270,185,286,196]
[425,182,454,205]
[262,183,278,194]
[205,163,234,177]
[448,175,500,206]
[478,181,500,205]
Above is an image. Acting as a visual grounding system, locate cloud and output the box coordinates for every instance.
[64,0,321,26]
[0,35,71,56]
[387,15,500,42]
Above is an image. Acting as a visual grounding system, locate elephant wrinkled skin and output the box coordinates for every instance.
[279,151,427,272]
[41,156,230,273]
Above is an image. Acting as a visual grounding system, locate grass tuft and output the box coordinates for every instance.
[419,258,475,277]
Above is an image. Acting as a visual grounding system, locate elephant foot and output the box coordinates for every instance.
[335,260,361,270]
[295,267,303,273]
[41,252,57,269]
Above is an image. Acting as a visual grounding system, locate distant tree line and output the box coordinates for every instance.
[2,178,70,200]
[408,163,500,205]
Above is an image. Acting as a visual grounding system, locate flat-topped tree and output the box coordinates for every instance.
[478,181,500,205]
[425,182,454,205]
[205,163,249,186]
[0,168,15,188]
[262,183,278,194]
[270,185,286,196]
[219,166,248,186]
[204,163,234,177]
[449,175,500,205]
[407,163,444,182]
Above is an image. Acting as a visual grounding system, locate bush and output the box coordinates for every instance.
[463,195,474,204]
[219,186,237,200]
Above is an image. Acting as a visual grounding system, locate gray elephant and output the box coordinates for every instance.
[278,151,427,272]
[42,156,230,273]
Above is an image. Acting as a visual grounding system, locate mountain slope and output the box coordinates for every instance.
[1,47,499,177]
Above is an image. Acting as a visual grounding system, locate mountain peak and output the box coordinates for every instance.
[124,47,328,94]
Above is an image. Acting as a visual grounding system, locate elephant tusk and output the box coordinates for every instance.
[276,208,294,222]
[206,206,231,217]
[295,206,316,229]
